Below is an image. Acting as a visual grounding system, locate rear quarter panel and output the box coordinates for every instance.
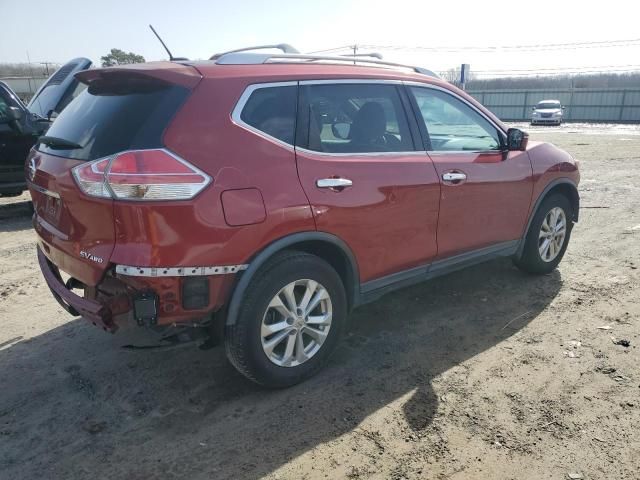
[111,76,315,269]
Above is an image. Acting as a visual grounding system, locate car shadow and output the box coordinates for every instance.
[0,199,32,233]
[0,258,562,479]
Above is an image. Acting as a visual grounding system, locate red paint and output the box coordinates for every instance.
[295,150,440,281]
[429,150,533,258]
[29,150,114,286]
[29,61,580,330]
[221,188,266,226]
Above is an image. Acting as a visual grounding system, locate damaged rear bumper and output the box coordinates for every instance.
[37,247,117,332]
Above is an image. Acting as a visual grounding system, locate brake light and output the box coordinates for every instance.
[72,149,211,200]
[72,158,111,198]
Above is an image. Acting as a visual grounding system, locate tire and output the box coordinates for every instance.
[514,194,573,274]
[225,250,347,388]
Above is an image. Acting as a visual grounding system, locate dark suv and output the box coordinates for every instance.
[1,58,91,196]
[29,48,579,387]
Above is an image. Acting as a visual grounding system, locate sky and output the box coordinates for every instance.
[2,0,640,78]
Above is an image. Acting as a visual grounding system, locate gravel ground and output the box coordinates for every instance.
[0,126,639,480]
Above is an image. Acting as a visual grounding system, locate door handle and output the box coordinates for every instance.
[442,172,467,183]
[316,178,353,189]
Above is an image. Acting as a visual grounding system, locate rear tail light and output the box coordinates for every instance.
[72,149,211,200]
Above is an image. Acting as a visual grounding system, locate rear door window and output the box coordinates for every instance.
[38,82,189,161]
[298,83,414,153]
[239,85,297,145]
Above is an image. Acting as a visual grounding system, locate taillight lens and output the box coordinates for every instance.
[72,157,111,198]
[72,149,211,200]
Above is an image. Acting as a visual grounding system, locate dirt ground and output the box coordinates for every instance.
[1,125,639,480]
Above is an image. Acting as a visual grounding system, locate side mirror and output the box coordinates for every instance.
[507,128,529,151]
[8,106,23,122]
[531,106,536,111]
[562,106,566,110]
[0,107,24,132]
[331,122,351,140]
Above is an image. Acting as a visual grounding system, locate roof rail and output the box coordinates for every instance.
[212,51,439,78]
[210,44,299,60]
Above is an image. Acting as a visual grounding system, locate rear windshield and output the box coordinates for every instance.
[38,83,189,161]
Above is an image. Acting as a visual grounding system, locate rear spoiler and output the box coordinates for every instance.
[75,62,202,89]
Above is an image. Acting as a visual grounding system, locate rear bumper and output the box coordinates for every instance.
[37,247,117,332]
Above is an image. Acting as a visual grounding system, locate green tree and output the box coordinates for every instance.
[100,48,145,67]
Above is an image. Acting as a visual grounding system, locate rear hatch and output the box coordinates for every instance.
[29,63,201,286]
[27,58,92,119]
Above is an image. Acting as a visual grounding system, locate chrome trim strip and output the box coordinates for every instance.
[427,150,503,156]
[115,264,249,277]
[231,81,298,151]
[35,214,69,241]
[28,181,61,199]
[299,79,403,86]
[296,147,427,157]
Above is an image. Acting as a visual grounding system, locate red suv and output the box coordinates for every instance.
[28,48,579,387]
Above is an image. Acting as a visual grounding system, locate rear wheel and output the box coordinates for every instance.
[225,251,346,387]
[514,194,573,274]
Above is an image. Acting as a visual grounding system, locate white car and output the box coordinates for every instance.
[531,100,564,125]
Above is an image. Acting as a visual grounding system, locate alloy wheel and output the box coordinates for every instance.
[260,279,333,367]
[538,207,567,262]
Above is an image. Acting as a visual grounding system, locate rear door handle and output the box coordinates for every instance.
[442,172,467,182]
[316,178,353,190]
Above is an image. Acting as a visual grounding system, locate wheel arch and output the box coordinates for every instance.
[224,232,360,326]
[516,178,579,258]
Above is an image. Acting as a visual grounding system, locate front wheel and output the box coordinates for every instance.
[225,251,347,387]
[514,194,573,274]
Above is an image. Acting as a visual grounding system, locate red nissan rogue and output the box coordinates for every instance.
[27,47,579,387]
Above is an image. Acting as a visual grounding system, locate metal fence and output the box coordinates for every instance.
[0,76,47,102]
[468,88,640,123]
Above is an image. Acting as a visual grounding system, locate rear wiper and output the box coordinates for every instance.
[38,136,82,150]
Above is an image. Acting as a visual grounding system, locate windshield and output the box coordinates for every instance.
[37,83,189,161]
[536,102,561,110]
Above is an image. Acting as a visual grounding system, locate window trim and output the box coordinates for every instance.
[404,82,507,155]
[230,81,298,151]
[231,79,507,156]
[296,79,420,156]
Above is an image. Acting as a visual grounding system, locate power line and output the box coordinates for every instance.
[362,39,640,52]
[471,69,640,78]
[309,38,640,54]
[307,45,355,54]
[472,64,640,74]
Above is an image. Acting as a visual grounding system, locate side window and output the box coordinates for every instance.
[410,87,501,152]
[300,83,414,153]
[0,93,9,122]
[239,85,297,145]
